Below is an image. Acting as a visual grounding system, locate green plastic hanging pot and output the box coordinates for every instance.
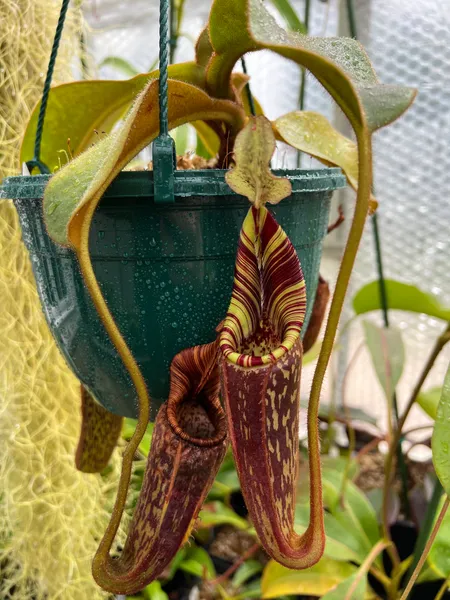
[1,167,345,419]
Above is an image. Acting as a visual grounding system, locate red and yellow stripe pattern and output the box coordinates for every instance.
[219,206,306,366]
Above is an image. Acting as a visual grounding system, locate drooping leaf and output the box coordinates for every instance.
[43,78,245,247]
[75,386,123,473]
[20,62,206,171]
[362,320,405,404]
[261,557,358,598]
[432,364,450,496]
[320,571,367,600]
[92,341,228,595]
[225,116,292,208]
[274,112,377,210]
[302,275,330,353]
[232,559,263,588]
[207,0,416,132]
[428,496,450,578]
[220,207,325,569]
[179,546,216,579]
[417,387,442,421]
[269,0,307,33]
[353,280,450,321]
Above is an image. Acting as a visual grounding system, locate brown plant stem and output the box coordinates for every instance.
[327,204,345,234]
[208,543,260,587]
[382,322,450,565]
[399,497,449,600]
[356,436,384,460]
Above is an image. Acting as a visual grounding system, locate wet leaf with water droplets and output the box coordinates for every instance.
[225,116,291,207]
[207,0,416,132]
[274,111,377,211]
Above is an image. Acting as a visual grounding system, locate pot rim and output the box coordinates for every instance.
[1,167,345,200]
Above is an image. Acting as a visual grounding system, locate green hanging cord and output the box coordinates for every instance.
[240,58,256,117]
[153,0,176,203]
[26,0,71,175]
[296,0,311,168]
[345,0,411,519]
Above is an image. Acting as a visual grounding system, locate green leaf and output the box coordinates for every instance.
[122,418,154,456]
[417,387,442,421]
[232,559,263,588]
[321,468,381,556]
[353,280,450,321]
[20,62,206,171]
[180,546,216,579]
[428,496,450,578]
[274,111,377,209]
[43,78,245,247]
[261,556,357,598]
[143,580,169,600]
[225,116,292,207]
[165,548,188,582]
[321,571,367,600]
[99,56,140,77]
[198,502,249,530]
[171,124,191,155]
[362,320,405,403]
[295,504,365,564]
[432,364,450,496]
[303,340,322,364]
[233,580,264,599]
[207,0,415,132]
[269,0,306,33]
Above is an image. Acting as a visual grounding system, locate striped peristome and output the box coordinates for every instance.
[219,206,306,367]
[219,206,325,569]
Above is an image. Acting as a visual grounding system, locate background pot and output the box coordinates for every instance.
[2,167,345,418]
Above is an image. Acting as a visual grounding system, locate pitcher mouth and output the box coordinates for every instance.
[167,394,228,448]
[219,206,306,367]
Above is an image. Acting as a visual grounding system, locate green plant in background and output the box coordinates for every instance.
[13,0,417,595]
[124,281,450,600]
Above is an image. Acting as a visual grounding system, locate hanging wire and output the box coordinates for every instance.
[27,0,71,174]
[240,57,256,117]
[158,0,171,137]
[345,0,411,519]
[296,0,311,168]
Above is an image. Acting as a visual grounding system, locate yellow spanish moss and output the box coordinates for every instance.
[0,2,125,598]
